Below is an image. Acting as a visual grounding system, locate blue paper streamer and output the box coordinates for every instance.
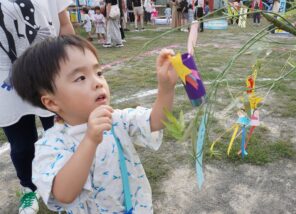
[196,113,208,189]
[241,126,247,158]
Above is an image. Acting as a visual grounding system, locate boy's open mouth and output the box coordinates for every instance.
[95,94,106,102]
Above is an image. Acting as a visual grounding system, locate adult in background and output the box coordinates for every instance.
[0,0,74,213]
[195,0,204,32]
[132,0,144,31]
[144,0,153,24]
[180,0,189,31]
[104,0,124,47]
[119,0,127,42]
[171,0,178,27]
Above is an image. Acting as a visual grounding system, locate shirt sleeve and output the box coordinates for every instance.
[121,107,163,150]
[56,0,72,13]
[32,134,92,211]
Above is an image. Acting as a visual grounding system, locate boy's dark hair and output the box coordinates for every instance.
[95,6,100,11]
[11,35,98,110]
[166,3,170,7]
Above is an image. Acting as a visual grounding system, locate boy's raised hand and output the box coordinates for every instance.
[156,49,178,91]
[86,105,113,145]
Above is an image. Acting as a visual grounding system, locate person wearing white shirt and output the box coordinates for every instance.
[0,0,74,213]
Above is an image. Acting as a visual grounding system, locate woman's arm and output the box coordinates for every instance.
[106,3,111,19]
[59,9,75,35]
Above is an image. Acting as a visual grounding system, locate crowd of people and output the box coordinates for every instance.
[79,0,211,45]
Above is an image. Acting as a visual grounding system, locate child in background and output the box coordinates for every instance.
[93,7,106,44]
[151,1,158,26]
[82,7,93,41]
[11,35,178,214]
[164,3,172,25]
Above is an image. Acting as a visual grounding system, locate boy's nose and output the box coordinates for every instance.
[93,77,103,89]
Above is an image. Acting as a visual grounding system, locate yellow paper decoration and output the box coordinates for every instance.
[170,53,192,84]
[249,95,263,110]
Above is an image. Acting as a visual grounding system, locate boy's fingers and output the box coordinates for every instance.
[157,49,175,66]
[90,105,114,119]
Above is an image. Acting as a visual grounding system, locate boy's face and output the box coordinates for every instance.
[96,9,100,14]
[43,47,110,125]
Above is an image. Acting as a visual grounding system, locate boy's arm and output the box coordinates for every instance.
[150,49,178,132]
[52,105,113,204]
[52,137,98,204]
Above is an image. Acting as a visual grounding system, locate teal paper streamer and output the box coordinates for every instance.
[196,113,208,189]
[241,126,247,158]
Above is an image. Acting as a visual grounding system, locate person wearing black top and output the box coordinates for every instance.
[132,0,144,30]
[179,0,188,31]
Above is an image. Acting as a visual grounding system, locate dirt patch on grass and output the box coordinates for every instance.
[154,160,296,214]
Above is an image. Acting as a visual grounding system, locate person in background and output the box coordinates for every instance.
[144,0,153,24]
[187,4,194,30]
[204,1,210,15]
[0,0,74,213]
[132,0,144,31]
[82,7,93,41]
[103,0,124,47]
[94,7,106,44]
[150,1,158,27]
[269,0,280,33]
[180,0,188,32]
[253,0,261,25]
[118,0,127,42]
[171,0,179,28]
[195,0,204,32]
[164,3,172,25]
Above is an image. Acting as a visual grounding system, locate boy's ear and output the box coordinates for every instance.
[41,94,60,113]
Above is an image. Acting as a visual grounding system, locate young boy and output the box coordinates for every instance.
[11,35,178,213]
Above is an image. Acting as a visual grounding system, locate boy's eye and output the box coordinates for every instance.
[97,71,103,77]
[74,76,85,82]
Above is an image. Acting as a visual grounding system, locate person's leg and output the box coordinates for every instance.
[144,9,148,24]
[110,19,123,45]
[134,8,138,29]
[3,115,38,191]
[141,15,144,28]
[120,17,125,40]
[104,20,112,46]
[140,8,144,29]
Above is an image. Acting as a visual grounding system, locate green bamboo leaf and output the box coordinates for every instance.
[163,109,185,140]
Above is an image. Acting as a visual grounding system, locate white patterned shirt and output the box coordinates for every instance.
[32,107,163,214]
